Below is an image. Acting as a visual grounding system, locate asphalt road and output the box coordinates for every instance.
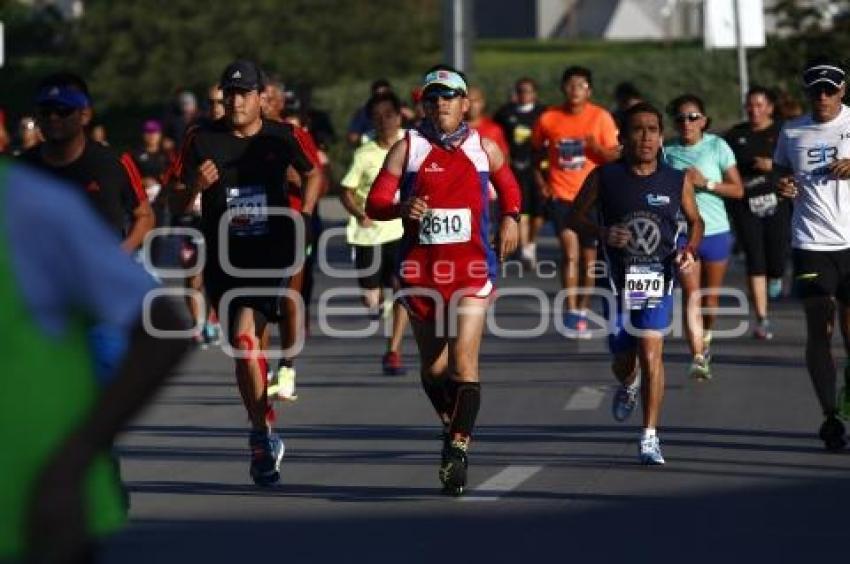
[103,210,850,564]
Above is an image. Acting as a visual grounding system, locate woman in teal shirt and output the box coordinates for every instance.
[664,94,743,380]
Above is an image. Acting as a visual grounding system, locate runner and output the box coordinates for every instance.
[260,79,324,387]
[171,60,322,484]
[570,102,703,464]
[664,94,743,380]
[467,86,510,158]
[340,90,409,375]
[773,58,850,450]
[724,86,789,339]
[366,65,520,495]
[20,72,156,383]
[532,66,620,337]
[494,78,546,267]
[0,157,190,564]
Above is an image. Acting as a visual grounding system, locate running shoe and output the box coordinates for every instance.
[575,315,592,339]
[268,366,298,401]
[202,322,220,346]
[752,319,774,340]
[768,278,783,300]
[249,430,285,486]
[382,351,406,376]
[689,354,712,381]
[520,244,537,269]
[818,415,847,452]
[564,311,592,340]
[612,381,640,422]
[702,330,713,352]
[439,439,469,496]
[639,434,666,465]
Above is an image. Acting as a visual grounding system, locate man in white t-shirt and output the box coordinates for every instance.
[774,58,850,450]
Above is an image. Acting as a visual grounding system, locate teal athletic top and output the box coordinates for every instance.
[664,133,737,236]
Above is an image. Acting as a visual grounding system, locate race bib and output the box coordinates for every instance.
[513,124,532,145]
[625,264,664,310]
[748,192,778,217]
[557,138,585,171]
[419,208,472,245]
[226,185,268,237]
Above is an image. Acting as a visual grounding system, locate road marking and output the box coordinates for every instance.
[563,386,606,411]
[462,465,542,501]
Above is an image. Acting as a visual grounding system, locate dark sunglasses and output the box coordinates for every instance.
[423,89,463,103]
[675,112,703,123]
[37,105,77,118]
[208,98,225,106]
[806,84,841,97]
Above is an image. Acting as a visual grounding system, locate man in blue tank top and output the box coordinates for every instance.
[569,103,704,465]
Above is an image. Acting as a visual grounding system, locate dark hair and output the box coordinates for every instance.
[366,90,402,117]
[667,93,711,130]
[371,78,392,94]
[515,77,537,91]
[424,64,468,86]
[561,65,592,88]
[621,102,664,133]
[37,72,91,99]
[745,85,777,105]
[614,81,641,104]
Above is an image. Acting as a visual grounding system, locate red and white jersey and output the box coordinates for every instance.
[396,128,497,295]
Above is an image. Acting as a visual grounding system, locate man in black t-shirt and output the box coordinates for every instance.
[494,77,546,266]
[21,74,154,252]
[171,60,321,486]
[724,86,790,340]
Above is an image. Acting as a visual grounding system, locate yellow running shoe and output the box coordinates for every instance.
[268,366,298,401]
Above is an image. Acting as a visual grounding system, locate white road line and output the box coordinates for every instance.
[461,465,542,502]
[563,386,606,411]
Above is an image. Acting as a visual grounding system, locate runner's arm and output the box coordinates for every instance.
[566,169,603,240]
[118,154,155,253]
[482,137,520,260]
[681,173,705,253]
[366,138,408,220]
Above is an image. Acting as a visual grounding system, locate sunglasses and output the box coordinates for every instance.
[806,84,841,97]
[209,98,225,106]
[675,112,703,123]
[424,89,463,103]
[37,105,77,118]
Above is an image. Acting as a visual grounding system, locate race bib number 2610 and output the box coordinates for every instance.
[419,208,472,245]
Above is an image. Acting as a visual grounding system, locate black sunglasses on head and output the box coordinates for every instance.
[37,105,77,118]
[675,112,703,123]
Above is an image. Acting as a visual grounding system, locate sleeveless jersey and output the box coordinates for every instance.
[597,161,685,304]
[397,129,495,295]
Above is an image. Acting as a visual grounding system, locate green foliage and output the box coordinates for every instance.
[68,0,440,110]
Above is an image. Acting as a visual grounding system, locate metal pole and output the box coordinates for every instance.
[733,0,749,116]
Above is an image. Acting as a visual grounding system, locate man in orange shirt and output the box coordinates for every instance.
[532,66,620,337]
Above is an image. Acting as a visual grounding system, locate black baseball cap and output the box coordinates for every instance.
[219,60,265,91]
[803,59,846,90]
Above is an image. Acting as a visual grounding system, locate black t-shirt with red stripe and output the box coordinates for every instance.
[20,140,146,238]
[174,118,314,273]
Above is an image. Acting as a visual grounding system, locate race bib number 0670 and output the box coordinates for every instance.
[419,208,472,245]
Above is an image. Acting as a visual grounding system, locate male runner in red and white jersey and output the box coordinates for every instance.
[367,65,520,496]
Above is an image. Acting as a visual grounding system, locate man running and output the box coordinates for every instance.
[532,66,620,337]
[774,58,850,450]
[367,65,520,495]
[570,102,703,464]
[494,78,546,267]
[171,60,322,484]
[20,72,155,382]
[340,90,409,375]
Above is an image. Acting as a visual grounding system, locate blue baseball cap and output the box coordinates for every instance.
[36,85,90,109]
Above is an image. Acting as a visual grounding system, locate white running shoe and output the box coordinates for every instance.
[639,434,665,465]
[268,366,298,401]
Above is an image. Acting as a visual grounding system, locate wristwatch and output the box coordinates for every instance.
[705,180,717,191]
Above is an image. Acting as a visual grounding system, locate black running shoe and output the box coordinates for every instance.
[818,415,847,452]
[439,440,468,496]
[249,430,285,486]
